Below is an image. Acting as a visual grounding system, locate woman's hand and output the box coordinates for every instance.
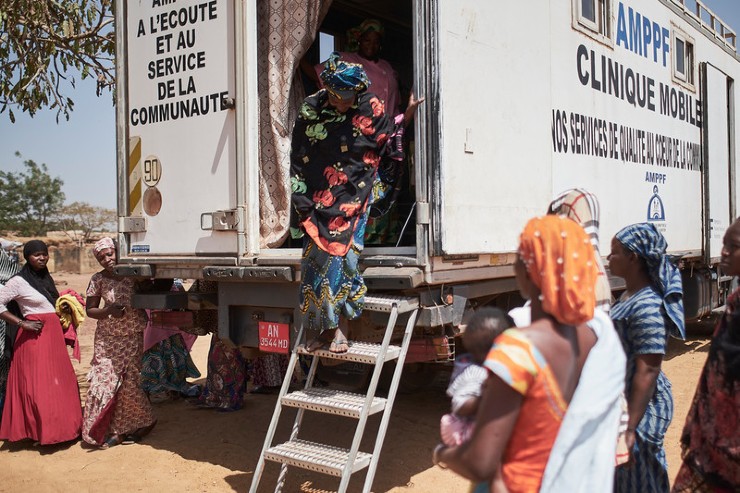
[620,429,636,467]
[623,353,661,468]
[19,320,43,332]
[107,303,126,319]
[408,91,425,109]
[432,443,447,468]
[403,91,425,124]
[432,375,522,483]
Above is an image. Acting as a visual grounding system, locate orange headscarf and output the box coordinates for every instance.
[518,215,598,326]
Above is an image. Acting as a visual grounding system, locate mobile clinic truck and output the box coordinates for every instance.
[115,0,738,349]
[114,0,739,490]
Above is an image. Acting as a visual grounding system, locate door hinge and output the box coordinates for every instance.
[416,201,430,225]
[201,209,239,231]
[119,216,147,233]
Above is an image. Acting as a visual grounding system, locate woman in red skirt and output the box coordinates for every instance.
[0,240,82,445]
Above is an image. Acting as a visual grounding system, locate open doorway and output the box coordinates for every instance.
[298,0,418,249]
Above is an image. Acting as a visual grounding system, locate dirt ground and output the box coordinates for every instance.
[0,272,712,493]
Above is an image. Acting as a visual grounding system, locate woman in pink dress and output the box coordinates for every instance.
[0,240,82,445]
[336,19,401,117]
[81,238,156,448]
[305,19,402,118]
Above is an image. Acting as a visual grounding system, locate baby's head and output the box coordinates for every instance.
[463,307,514,365]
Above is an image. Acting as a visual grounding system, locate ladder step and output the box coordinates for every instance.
[282,388,387,418]
[363,294,419,314]
[296,341,400,364]
[264,439,372,477]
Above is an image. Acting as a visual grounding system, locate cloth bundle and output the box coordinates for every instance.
[55,289,86,362]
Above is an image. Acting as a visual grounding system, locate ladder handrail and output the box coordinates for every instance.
[248,324,306,493]
[337,303,401,493]
[362,307,419,493]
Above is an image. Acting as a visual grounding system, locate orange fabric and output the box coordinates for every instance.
[518,215,597,326]
[301,217,353,256]
[484,329,567,493]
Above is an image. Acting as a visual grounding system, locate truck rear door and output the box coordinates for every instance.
[701,63,735,262]
[431,2,553,255]
[119,0,238,257]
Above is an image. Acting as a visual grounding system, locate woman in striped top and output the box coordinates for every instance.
[608,223,685,493]
[0,246,20,415]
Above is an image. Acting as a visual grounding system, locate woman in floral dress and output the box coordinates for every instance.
[291,52,422,353]
[82,238,156,448]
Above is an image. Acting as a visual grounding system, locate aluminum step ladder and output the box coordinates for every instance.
[249,294,420,493]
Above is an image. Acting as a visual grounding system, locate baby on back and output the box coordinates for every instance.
[440,307,513,446]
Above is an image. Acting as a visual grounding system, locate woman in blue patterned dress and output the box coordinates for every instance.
[607,223,685,492]
[291,53,422,353]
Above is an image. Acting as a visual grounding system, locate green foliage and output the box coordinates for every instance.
[55,201,116,244]
[0,152,66,235]
[0,0,115,121]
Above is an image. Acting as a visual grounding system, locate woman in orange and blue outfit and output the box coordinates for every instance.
[433,215,604,492]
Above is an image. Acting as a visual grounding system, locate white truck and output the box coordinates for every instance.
[114,0,739,366]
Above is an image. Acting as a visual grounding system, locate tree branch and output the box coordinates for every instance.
[0,0,116,119]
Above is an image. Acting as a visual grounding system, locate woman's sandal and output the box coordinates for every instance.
[305,332,334,352]
[121,419,158,445]
[304,339,325,352]
[100,434,123,449]
[121,434,141,445]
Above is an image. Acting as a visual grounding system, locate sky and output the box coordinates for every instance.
[1,1,739,210]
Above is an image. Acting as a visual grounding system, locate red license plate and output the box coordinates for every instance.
[258,321,290,354]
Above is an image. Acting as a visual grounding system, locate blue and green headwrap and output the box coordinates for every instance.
[319,52,370,96]
[615,223,685,339]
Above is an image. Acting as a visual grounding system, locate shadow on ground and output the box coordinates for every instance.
[664,315,716,361]
[134,369,451,492]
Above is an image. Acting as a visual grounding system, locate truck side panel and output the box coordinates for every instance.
[551,0,706,252]
[433,0,740,258]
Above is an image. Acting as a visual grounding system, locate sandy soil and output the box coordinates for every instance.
[0,272,712,492]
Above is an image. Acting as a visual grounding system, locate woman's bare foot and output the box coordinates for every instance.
[328,326,349,354]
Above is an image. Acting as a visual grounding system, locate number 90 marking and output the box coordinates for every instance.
[143,155,162,187]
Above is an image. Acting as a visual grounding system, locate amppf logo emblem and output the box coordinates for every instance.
[647,185,665,221]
